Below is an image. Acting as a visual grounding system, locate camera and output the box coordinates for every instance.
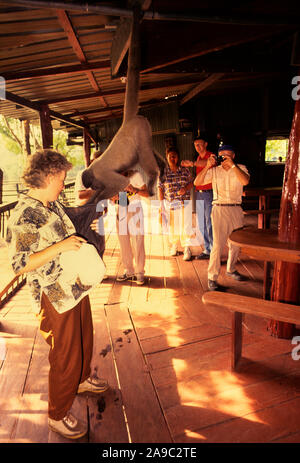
[216,154,224,165]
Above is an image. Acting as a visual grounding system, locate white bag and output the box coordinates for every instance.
[59,242,106,286]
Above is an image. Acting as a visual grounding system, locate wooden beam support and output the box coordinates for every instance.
[41,75,205,105]
[9,1,297,26]
[48,109,87,129]
[110,2,152,85]
[83,129,91,167]
[39,104,53,149]
[0,169,3,204]
[110,17,132,77]
[4,91,41,113]
[56,9,109,109]
[22,120,31,156]
[180,73,225,105]
[4,90,91,131]
[1,61,110,82]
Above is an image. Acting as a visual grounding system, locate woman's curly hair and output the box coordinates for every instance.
[23,149,73,188]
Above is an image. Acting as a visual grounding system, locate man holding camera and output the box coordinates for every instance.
[194,145,250,291]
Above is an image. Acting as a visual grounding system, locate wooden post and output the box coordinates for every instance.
[22,119,31,155]
[0,169,3,204]
[269,98,300,338]
[39,104,53,149]
[123,3,141,123]
[83,128,91,167]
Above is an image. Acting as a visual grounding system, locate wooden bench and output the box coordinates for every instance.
[202,291,300,371]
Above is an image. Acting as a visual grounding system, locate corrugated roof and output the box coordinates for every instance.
[0,0,298,135]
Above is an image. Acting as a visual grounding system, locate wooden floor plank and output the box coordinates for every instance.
[175,397,300,443]
[86,297,129,443]
[105,302,172,443]
[0,333,37,442]
[1,215,300,444]
[11,331,49,443]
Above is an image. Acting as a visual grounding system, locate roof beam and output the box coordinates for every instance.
[1,61,111,82]
[40,75,206,105]
[110,18,132,77]
[9,1,298,26]
[4,90,91,131]
[4,91,41,112]
[180,73,225,105]
[56,9,110,109]
[110,1,152,77]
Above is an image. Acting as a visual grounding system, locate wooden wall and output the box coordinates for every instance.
[182,75,295,187]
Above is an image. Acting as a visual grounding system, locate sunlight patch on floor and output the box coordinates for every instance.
[174,370,266,425]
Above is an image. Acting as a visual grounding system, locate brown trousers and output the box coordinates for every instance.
[39,293,93,420]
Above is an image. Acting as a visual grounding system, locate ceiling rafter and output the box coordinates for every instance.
[4,90,97,143]
[56,8,111,112]
[8,0,299,26]
[1,61,111,82]
[39,75,206,105]
[180,73,225,105]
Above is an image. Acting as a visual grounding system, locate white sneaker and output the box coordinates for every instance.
[183,247,192,261]
[48,412,87,439]
[116,272,135,282]
[135,274,145,285]
[77,376,109,394]
[170,245,178,256]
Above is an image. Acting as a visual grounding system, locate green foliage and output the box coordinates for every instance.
[265,139,288,162]
[0,115,85,181]
[0,116,22,154]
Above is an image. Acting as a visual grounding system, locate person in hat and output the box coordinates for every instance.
[194,145,250,291]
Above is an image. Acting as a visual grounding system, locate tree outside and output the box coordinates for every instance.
[265,138,288,163]
[0,115,86,202]
[0,115,86,178]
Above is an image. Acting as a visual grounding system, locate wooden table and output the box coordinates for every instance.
[243,186,282,229]
[229,227,300,299]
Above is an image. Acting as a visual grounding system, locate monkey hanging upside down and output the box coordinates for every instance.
[81,114,164,203]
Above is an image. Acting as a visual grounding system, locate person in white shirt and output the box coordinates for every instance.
[74,151,108,279]
[112,170,149,285]
[194,145,250,291]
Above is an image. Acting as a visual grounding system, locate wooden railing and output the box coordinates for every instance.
[0,182,75,309]
[0,201,18,239]
[0,274,26,309]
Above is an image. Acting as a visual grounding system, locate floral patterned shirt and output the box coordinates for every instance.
[158,165,193,208]
[5,194,92,314]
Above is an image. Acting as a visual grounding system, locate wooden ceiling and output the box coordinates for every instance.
[0,0,298,135]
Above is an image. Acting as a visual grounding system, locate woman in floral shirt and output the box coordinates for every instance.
[158,147,197,261]
[6,149,108,439]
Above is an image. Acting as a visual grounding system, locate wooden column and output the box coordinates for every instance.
[123,3,141,123]
[269,97,300,338]
[22,119,31,155]
[83,128,91,167]
[39,104,53,149]
[0,169,3,204]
